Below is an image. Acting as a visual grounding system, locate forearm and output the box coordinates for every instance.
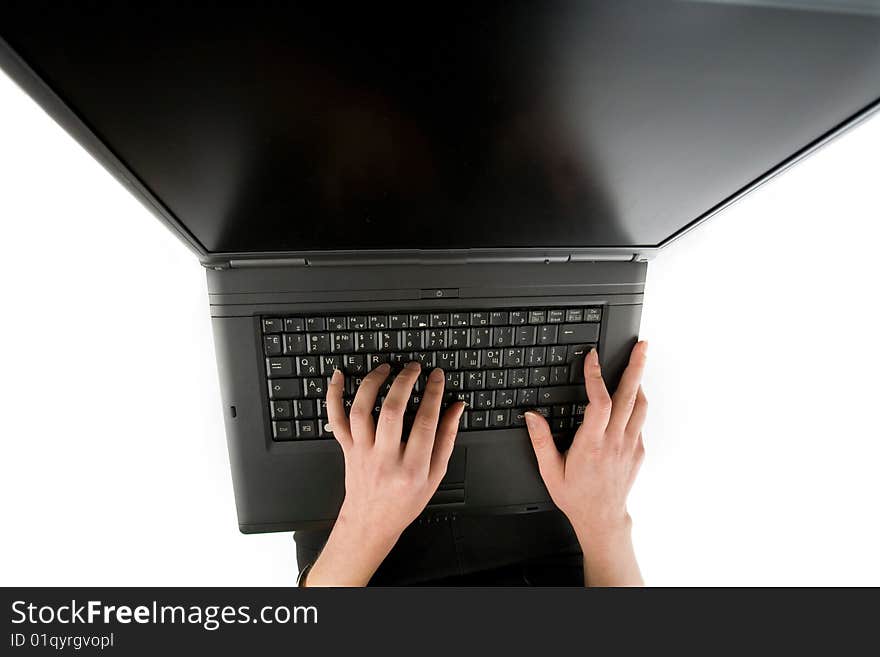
[575,520,644,587]
[303,511,399,587]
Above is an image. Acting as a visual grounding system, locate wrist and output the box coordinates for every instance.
[304,505,400,587]
[571,511,633,553]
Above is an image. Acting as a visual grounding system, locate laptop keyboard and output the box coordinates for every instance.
[262,307,600,441]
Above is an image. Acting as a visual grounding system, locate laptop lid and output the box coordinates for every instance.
[1,1,879,265]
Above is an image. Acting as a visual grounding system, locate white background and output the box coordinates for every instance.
[1,66,878,586]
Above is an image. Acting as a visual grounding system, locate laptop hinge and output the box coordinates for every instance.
[206,249,653,269]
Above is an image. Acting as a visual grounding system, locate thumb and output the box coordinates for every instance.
[525,412,563,491]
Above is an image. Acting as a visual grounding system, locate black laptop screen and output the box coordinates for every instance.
[2,2,880,254]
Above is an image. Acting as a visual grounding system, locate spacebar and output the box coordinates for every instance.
[537,385,587,405]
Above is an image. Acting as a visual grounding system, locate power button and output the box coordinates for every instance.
[420,288,460,299]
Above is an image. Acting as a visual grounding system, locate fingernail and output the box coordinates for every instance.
[589,348,600,365]
[377,363,391,372]
[639,340,649,356]
[331,369,342,383]
[406,361,421,371]
[430,367,444,381]
[524,411,538,428]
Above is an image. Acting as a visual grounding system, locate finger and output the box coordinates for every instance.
[326,369,353,450]
[375,361,421,453]
[349,362,390,445]
[573,347,612,452]
[525,411,564,493]
[607,341,649,436]
[404,367,445,472]
[624,386,648,449]
[428,402,466,486]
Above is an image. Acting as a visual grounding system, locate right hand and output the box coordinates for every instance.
[524,342,648,585]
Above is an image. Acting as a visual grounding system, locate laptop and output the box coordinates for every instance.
[2,2,878,533]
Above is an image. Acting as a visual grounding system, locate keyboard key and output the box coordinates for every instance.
[379,331,400,351]
[402,330,424,350]
[296,356,320,376]
[512,410,527,426]
[487,369,507,389]
[465,371,485,390]
[530,367,550,385]
[552,404,571,417]
[550,417,572,433]
[320,355,344,374]
[528,310,546,324]
[347,315,368,330]
[268,378,302,400]
[307,333,331,353]
[495,389,516,407]
[451,313,469,326]
[264,335,282,355]
[461,350,481,369]
[430,313,450,327]
[266,357,294,378]
[306,317,326,331]
[368,315,389,329]
[437,351,458,369]
[550,365,569,385]
[515,326,536,346]
[427,329,447,349]
[490,311,509,325]
[474,391,494,409]
[295,420,318,438]
[492,326,514,347]
[504,347,525,367]
[331,332,354,353]
[449,329,469,348]
[547,309,565,323]
[548,345,567,364]
[409,313,429,328]
[318,419,335,438]
[283,333,307,355]
[585,307,603,322]
[272,421,294,440]
[344,354,367,374]
[565,308,583,322]
[414,351,436,368]
[262,318,284,333]
[509,368,529,387]
[509,311,527,325]
[471,312,489,326]
[558,323,600,344]
[284,317,305,332]
[537,385,587,405]
[445,371,463,391]
[525,346,546,366]
[489,409,511,428]
[270,400,292,419]
[389,314,410,328]
[368,354,389,370]
[537,325,558,345]
[293,399,316,419]
[355,331,378,352]
[304,377,327,398]
[470,328,490,347]
[517,388,537,406]
[468,411,488,429]
[326,316,347,331]
[483,349,503,367]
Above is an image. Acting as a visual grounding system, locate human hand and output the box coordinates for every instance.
[304,362,466,586]
[525,341,648,586]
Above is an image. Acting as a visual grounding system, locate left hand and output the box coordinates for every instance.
[304,362,466,586]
